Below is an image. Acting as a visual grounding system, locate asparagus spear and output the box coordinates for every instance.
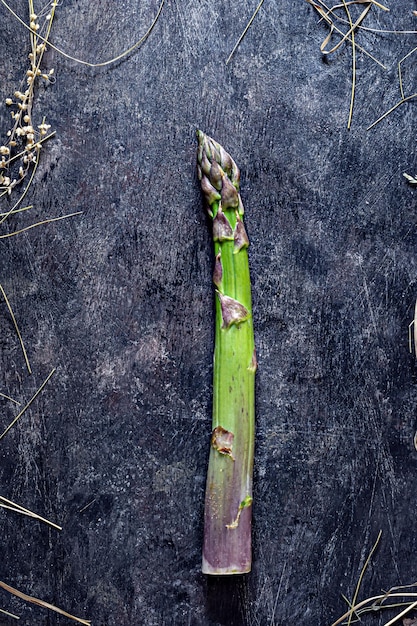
[197,130,256,575]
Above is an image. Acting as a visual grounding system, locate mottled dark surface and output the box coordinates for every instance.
[1,1,417,624]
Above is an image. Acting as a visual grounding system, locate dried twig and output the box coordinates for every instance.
[0,392,20,405]
[0,0,165,68]
[346,530,382,626]
[332,533,417,626]
[0,606,19,619]
[0,210,82,239]
[0,368,55,441]
[0,495,61,530]
[0,283,31,373]
[226,0,264,65]
[368,46,417,130]
[307,0,390,127]
[0,581,91,625]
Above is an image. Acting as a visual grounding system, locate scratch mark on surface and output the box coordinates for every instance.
[362,274,378,336]
[269,561,286,626]
[172,0,221,59]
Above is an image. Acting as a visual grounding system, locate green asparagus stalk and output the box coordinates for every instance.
[197,130,256,575]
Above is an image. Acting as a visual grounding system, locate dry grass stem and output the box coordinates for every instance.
[226,0,264,65]
[346,530,382,626]
[0,205,32,217]
[0,0,165,68]
[0,367,55,441]
[333,591,417,625]
[0,581,91,625]
[307,0,396,127]
[0,606,19,619]
[0,495,61,530]
[341,0,358,129]
[0,210,82,239]
[0,392,20,405]
[307,0,386,64]
[0,283,31,373]
[367,46,417,129]
[364,25,417,129]
[332,533,417,625]
[367,92,417,130]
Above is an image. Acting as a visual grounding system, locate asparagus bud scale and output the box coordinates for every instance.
[197,130,256,575]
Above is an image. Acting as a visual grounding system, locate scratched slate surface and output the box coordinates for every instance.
[1,1,417,624]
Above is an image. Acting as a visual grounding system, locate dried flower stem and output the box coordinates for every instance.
[0,368,55,441]
[0,0,165,68]
[0,283,31,373]
[0,581,91,625]
[0,392,20,405]
[226,0,264,65]
[0,496,61,530]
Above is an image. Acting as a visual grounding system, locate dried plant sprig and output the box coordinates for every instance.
[0,581,91,625]
[333,591,417,625]
[0,0,164,224]
[0,368,55,441]
[0,210,82,239]
[346,530,382,626]
[0,606,19,620]
[307,0,391,127]
[332,533,417,626]
[0,495,61,530]
[0,1,57,210]
[307,0,387,66]
[226,0,264,65]
[0,392,20,405]
[368,45,417,130]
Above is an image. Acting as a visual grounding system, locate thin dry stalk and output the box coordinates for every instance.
[0,606,19,619]
[0,367,55,441]
[0,0,165,68]
[332,533,417,626]
[0,495,61,530]
[341,0,357,129]
[333,591,417,625]
[307,0,391,127]
[0,392,20,405]
[346,530,382,626]
[226,0,264,65]
[0,210,82,238]
[0,283,31,373]
[0,581,91,625]
[368,46,417,130]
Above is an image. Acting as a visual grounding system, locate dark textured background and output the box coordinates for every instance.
[1,1,417,624]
